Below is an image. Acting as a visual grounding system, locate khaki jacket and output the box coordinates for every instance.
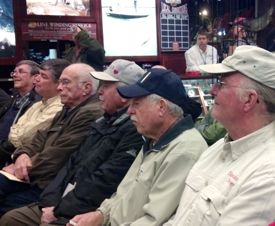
[99,116,208,226]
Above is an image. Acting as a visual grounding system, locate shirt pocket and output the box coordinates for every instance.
[185,172,226,226]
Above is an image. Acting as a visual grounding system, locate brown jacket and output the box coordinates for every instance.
[13,95,102,189]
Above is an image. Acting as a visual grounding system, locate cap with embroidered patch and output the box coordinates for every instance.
[90,59,145,85]
[117,68,202,121]
[199,45,275,89]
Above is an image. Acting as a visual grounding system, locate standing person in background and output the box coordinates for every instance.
[63,26,105,71]
[0,59,70,168]
[185,30,218,73]
[0,60,41,141]
[164,45,275,226]
[228,17,255,56]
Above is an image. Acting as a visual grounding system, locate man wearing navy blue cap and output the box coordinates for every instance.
[67,68,208,226]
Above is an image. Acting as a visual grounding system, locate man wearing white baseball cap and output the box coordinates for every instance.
[164,45,275,226]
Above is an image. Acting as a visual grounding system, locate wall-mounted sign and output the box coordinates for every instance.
[160,3,189,51]
[21,22,96,40]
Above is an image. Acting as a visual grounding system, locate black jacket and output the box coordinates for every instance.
[39,110,143,222]
[0,89,41,167]
[0,88,11,112]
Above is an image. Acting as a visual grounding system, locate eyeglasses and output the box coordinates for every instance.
[215,79,227,89]
[10,70,29,77]
[58,79,72,87]
[58,79,88,87]
[215,78,253,90]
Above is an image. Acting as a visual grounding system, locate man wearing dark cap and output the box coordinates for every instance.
[164,45,275,226]
[67,68,208,226]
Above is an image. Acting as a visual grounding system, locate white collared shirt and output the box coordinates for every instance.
[185,44,218,72]
[164,120,275,226]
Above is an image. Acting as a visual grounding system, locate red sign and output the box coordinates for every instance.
[21,22,96,40]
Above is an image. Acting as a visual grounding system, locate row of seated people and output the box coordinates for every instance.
[0,45,274,225]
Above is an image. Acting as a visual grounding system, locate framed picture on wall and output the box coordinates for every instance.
[101,0,158,57]
[0,0,16,58]
[25,0,91,17]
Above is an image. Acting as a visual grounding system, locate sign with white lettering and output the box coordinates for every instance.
[21,22,96,40]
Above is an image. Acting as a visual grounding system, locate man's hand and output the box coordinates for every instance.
[2,163,16,175]
[66,210,104,226]
[41,206,57,224]
[14,153,32,182]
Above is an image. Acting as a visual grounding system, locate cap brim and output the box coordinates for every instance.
[90,71,119,82]
[117,84,151,99]
[199,63,236,74]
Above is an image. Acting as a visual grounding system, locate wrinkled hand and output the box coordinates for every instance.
[66,211,104,226]
[2,163,16,175]
[14,153,32,182]
[41,206,57,224]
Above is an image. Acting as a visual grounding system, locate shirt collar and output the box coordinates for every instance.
[220,121,275,160]
[143,115,194,153]
[42,95,60,105]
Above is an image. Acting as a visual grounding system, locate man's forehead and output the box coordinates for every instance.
[15,64,31,70]
[61,68,76,78]
[40,68,52,77]
[198,35,207,39]
[130,96,148,103]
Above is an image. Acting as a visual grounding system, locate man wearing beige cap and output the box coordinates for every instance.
[164,45,275,226]
[0,59,144,226]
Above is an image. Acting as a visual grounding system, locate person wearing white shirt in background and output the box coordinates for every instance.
[185,30,218,73]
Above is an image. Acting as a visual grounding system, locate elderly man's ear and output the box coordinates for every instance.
[158,99,169,116]
[82,82,93,96]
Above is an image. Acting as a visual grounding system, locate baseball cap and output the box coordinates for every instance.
[199,45,275,89]
[229,17,247,26]
[91,59,145,85]
[117,68,202,120]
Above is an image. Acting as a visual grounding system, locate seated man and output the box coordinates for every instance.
[67,68,208,226]
[0,63,102,214]
[0,59,70,167]
[164,46,275,225]
[185,30,218,73]
[0,59,145,226]
[0,60,41,141]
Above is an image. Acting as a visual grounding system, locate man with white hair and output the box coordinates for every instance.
[164,45,275,226]
[0,59,144,226]
[0,63,102,214]
[66,68,207,226]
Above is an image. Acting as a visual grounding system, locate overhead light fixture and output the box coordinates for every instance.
[199,8,208,16]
